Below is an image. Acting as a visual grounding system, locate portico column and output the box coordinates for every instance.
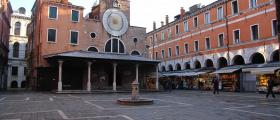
[87,61,92,91]
[113,63,117,91]
[136,64,139,83]
[156,65,159,90]
[58,60,63,92]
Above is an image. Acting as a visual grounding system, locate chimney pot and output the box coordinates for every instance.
[153,21,156,30]
[161,21,164,27]
[165,15,169,24]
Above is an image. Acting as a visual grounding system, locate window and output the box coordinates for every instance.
[14,22,21,35]
[24,67,27,76]
[47,29,56,42]
[194,41,199,52]
[161,50,165,59]
[105,38,125,53]
[218,33,224,47]
[175,25,179,35]
[71,10,79,22]
[184,21,188,32]
[70,31,79,44]
[205,37,211,50]
[13,42,19,58]
[168,48,172,57]
[251,25,259,40]
[12,67,18,76]
[184,43,189,54]
[232,0,239,15]
[272,20,278,36]
[175,46,179,56]
[131,51,140,56]
[88,47,98,52]
[233,30,240,44]
[161,32,165,40]
[217,7,223,20]
[155,34,158,43]
[250,0,257,8]
[149,37,153,45]
[155,52,158,59]
[204,12,210,24]
[49,6,58,19]
[168,29,171,39]
[90,32,96,39]
[194,17,198,28]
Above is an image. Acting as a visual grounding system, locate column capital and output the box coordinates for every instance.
[113,63,118,67]
[58,60,64,64]
[88,61,92,66]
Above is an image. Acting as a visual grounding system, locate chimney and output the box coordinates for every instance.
[161,21,164,27]
[165,15,169,24]
[153,21,156,30]
[180,7,185,18]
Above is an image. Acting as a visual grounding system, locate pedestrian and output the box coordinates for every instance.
[266,76,276,98]
[212,77,219,95]
[167,78,172,92]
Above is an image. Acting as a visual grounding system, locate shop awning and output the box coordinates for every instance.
[213,68,240,74]
[249,67,280,74]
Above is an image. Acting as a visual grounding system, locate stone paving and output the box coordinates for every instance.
[0,91,279,120]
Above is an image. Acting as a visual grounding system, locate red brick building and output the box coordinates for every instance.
[147,0,279,92]
[27,0,159,91]
[0,0,12,90]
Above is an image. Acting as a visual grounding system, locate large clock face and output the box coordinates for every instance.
[102,9,128,36]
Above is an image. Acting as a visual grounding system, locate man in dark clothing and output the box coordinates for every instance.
[212,77,219,95]
[266,77,276,98]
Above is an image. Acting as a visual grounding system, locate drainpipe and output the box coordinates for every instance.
[225,0,231,66]
[275,0,280,61]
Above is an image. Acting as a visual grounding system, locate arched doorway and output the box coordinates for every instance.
[271,50,279,62]
[21,81,26,88]
[161,66,166,72]
[232,55,245,65]
[194,60,201,69]
[251,52,265,64]
[185,62,191,69]
[176,63,182,71]
[218,57,228,68]
[11,81,18,88]
[205,59,214,68]
[168,65,174,71]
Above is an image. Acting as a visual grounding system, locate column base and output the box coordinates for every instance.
[58,82,62,92]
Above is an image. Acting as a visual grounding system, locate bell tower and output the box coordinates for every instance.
[99,0,130,23]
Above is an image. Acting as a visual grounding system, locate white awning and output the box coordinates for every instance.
[213,68,239,74]
[193,72,207,76]
[250,67,280,74]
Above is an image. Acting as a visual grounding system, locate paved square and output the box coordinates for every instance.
[0,91,279,120]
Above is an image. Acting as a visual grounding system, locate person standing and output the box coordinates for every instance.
[266,77,276,98]
[212,77,219,95]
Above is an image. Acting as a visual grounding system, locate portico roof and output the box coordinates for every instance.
[44,50,160,63]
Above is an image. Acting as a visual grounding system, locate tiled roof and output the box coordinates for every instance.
[45,50,160,63]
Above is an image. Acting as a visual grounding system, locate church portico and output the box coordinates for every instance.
[44,51,159,92]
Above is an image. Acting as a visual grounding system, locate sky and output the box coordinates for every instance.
[9,0,216,32]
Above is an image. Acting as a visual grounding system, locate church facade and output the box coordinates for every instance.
[27,0,159,91]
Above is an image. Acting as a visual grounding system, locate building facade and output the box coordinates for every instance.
[27,0,159,91]
[0,0,12,90]
[147,0,279,92]
[7,7,31,89]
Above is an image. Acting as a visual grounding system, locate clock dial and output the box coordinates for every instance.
[103,9,128,36]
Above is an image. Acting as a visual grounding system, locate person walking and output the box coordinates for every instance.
[266,77,276,98]
[212,77,219,95]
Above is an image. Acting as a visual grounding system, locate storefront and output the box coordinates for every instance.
[213,68,241,92]
[245,66,280,93]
